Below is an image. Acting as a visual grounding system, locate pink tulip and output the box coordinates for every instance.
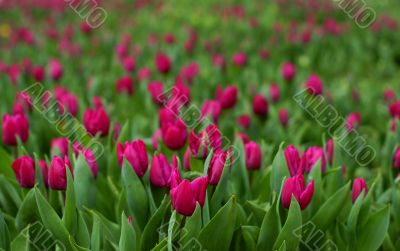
[352,178,368,203]
[12,156,35,188]
[245,141,262,170]
[83,107,110,137]
[281,175,314,210]
[2,113,29,145]
[117,140,148,177]
[48,156,73,190]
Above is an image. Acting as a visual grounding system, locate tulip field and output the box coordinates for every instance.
[1,0,400,250]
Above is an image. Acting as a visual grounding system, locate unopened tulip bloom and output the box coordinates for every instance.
[178,62,199,84]
[201,100,222,124]
[326,139,334,166]
[122,57,136,72]
[170,83,191,107]
[138,67,151,81]
[278,108,289,128]
[281,62,296,82]
[212,54,225,69]
[170,176,208,216]
[352,178,368,203]
[12,156,35,188]
[302,147,326,173]
[237,114,251,130]
[215,85,238,109]
[393,147,400,169]
[189,124,222,159]
[232,52,247,67]
[208,149,231,185]
[117,140,148,177]
[32,65,45,82]
[83,107,110,137]
[164,33,175,44]
[245,141,262,170]
[281,175,314,210]
[51,137,69,156]
[150,154,177,187]
[388,101,400,118]
[73,142,98,178]
[54,87,79,116]
[346,112,361,132]
[161,119,188,151]
[305,74,323,96]
[155,52,171,74]
[384,89,395,103]
[269,84,280,103]
[49,59,63,81]
[116,76,134,95]
[253,94,269,118]
[48,156,73,190]
[284,145,303,176]
[148,81,166,105]
[14,92,32,114]
[2,113,29,145]
[39,160,48,187]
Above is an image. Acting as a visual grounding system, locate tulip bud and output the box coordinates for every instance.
[201,100,222,124]
[302,146,326,173]
[208,149,231,185]
[189,124,222,159]
[117,140,148,177]
[80,22,92,34]
[278,108,289,128]
[148,81,166,105]
[212,54,225,69]
[150,154,176,187]
[178,62,199,85]
[49,59,63,81]
[54,86,79,117]
[345,112,361,132]
[245,141,262,170]
[352,178,368,203]
[384,89,395,103]
[393,147,400,169]
[2,113,29,145]
[326,139,334,166]
[388,101,400,118]
[161,119,188,151]
[138,67,151,81]
[152,129,162,150]
[232,52,247,67]
[39,160,48,187]
[305,74,323,96]
[48,156,73,190]
[122,57,136,72]
[253,94,269,118]
[281,175,314,210]
[12,156,35,188]
[51,137,69,156]
[170,180,196,216]
[83,107,110,137]
[170,176,208,216]
[32,65,45,82]
[237,114,251,130]
[73,142,98,178]
[281,62,296,82]
[269,84,280,103]
[116,76,134,95]
[284,145,302,176]
[14,91,33,113]
[164,33,175,44]
[155,52,171,74]
[215,85,238,109]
